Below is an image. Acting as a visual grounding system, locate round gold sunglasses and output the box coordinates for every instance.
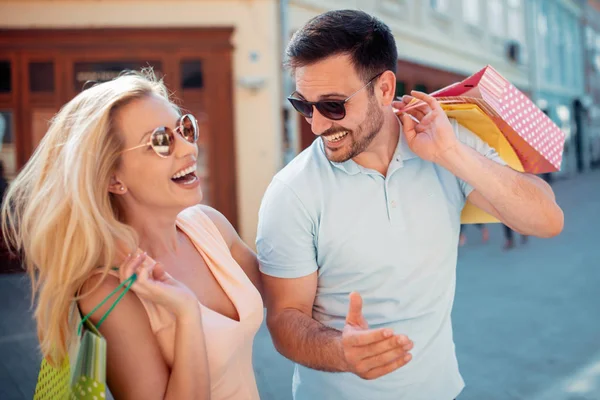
[121,114,198,158]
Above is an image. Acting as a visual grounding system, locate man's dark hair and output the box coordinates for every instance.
[285,9,398,84]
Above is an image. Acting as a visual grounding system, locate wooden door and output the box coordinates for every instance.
[0,28,238,227]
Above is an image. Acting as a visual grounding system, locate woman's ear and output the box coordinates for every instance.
[108,175,127,195]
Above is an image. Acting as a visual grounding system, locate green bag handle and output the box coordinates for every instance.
[77,270,137,336]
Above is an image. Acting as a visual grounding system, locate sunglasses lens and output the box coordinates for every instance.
[151,127,174,157]
[288,98,313,118]
[179,114,198,143]
[318,101,346,120]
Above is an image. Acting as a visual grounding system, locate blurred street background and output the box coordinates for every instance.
[2,170,599,399]
[0,0,599,399]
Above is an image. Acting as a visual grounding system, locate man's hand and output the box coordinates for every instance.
[341,292,413,380]
[394,91,459,164]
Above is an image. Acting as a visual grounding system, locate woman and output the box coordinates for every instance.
[1,71,264,399]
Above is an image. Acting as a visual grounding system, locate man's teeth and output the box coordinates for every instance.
[324,131,349,142]
[172,165,197,179]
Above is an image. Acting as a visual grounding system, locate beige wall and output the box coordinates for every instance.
[289,0,531,89]
[0,0,283,246]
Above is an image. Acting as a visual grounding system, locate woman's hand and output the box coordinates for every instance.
[118,252,199,318]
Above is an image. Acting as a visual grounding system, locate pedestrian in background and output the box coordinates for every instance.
[502,224,528,250]
[459,223,489,246]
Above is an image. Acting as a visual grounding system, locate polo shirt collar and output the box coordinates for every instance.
[328,120,418,175]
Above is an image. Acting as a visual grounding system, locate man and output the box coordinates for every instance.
[257,10,563,400]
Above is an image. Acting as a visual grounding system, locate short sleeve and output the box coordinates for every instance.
[452,119,507,198]
[256,179,318,279]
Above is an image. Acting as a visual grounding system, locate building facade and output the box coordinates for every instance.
[581,0,600,167]
[286,0,532,149]
[0,0,283,247]
[0,0,593,264]
[526,0,588,177]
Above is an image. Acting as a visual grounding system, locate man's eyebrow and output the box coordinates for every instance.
[293,91,347,100]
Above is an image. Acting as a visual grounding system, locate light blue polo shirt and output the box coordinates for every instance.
[256,119,505,400]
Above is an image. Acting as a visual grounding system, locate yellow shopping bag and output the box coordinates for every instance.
[34,272,136,399]
[440,103,525,224]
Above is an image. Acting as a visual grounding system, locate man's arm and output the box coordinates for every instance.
[262,272,413,379]
[438,142,563,237]
[262,272,345,371]
[397,90,564,238]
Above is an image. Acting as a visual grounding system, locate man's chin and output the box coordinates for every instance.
[325,148,351,163]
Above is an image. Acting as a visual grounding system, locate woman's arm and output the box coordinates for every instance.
[79,268,210,399]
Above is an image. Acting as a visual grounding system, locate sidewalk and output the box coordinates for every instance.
[0,170,599,399]
[252,170,600,400]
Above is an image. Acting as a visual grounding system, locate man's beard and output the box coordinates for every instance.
[322,98,384,163]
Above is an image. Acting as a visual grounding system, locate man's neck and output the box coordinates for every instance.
[352,110,400,176]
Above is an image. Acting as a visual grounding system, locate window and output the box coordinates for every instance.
[536,13,550,73]
[564,24,573,53]
[395,81,406,99]
[548,8,560,84]
[488,0,505,36]
[181,60,204,89]
[564,18,580,87]
[507,0,524,41]
[29,62,55,93]
[430,0,449,13]
[463,0,480,26]
[73,61,163,92]
[586,26,595,49]
[0,111,16,179]
[379,0,407,15]
[558,19,568,84]
[542,5,556,82]
[0,61,10,93]
[414,83,428,93]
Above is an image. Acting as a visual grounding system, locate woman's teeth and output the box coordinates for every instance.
[172,165,197,180]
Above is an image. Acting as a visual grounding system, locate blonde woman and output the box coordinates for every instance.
[1,71,264,399]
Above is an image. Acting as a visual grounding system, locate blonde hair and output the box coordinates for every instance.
[1,70,173,365]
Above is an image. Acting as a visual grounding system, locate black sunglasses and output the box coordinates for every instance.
[287,72,384,121]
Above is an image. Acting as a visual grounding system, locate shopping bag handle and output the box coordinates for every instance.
[394,97,466,114]
[77,271,137,335]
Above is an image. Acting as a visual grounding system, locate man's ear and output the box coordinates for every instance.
[377,70,397,106]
